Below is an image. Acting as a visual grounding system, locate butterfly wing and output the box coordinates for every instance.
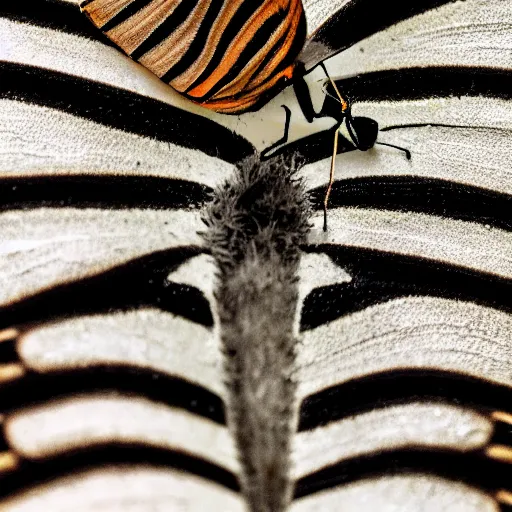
[81,0,307,113]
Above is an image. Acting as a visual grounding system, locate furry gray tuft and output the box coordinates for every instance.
[203,155,311,512]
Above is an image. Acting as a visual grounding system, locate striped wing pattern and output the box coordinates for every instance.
[0,0,511,510]
[81,0,307,112]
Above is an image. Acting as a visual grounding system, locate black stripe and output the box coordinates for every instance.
[492,419,512,448]
[303,0,460,68]
[274,6,306,75]
[130,0,199,60]
[182,0,264,90]
[0,176,212,211]
[217,6,305,100]
[294,448,512,498]
[300,246,512,331]
[0,369,225,424]
[0,63,254,163]
[0,0,106,41]
[160,0,225,84]
[322,67,512,113]
[244,31,289,90]
[100,0,155,33]
[0,339,18,364]
[308,177,512,232]
[192,13,284,100]
[299,370,512,430]
[0,445,238,498]
[0,247,213,328]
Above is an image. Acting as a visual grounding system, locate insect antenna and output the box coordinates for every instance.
[375,141,412,160]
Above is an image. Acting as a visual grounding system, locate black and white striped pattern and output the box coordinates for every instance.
[1,0,511,510]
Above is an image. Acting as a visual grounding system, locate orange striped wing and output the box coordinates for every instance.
[81,0,307,113]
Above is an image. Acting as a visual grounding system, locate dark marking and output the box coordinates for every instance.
[0,444,238,498]
[0,368,225,424]
[308,177,512,232]
[0,63,254,164]
[294,447,512,498]
[0,247,213,328]
[299,370,512,431]
[0,177,212,211]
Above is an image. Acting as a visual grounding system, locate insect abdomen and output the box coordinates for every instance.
[81,0,307,113]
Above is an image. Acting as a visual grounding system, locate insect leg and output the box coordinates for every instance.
[323,128,339,232]
[260,105,292,159]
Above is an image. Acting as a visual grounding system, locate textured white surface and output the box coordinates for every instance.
[301,0,350,36]
[298,252,352,302]
[300,125,512,194]
[18,308,223,396]
[0,18,217,122]
[167,254,217,304]
[5,394,239,473]
[352,96,512,132]
[308,207,512,279]
[0,18,337,151]
[291,474,498,512]
[292,402,492,478]
[0,208,203,306]
[297,297,512,397]
[0,466,244,512]
[326,0,512,78]
[0,99,233,188]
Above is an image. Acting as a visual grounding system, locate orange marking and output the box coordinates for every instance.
[243,0,302,93]
[0,328,18,343]
[486,444,512,463]
[497,490,512,506]
[212,0,302,100]
[197,65,294,113]
[492,411,512,425]
[170,0,247,92]
[187,0,285,98]
[0,364,25,383]
[0,452,19,473]
[107,0,181,56]
[138,0,211,77]
[82,0,133,29]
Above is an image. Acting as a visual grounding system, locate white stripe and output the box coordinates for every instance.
[308,207,512,278]
[325,0,512,79]
[0,18,219,121]
[291,475,497,512]
[6,393,239,473]
[297,297,512,397]
[298,252,351,302]
[0,208,202,306]
[301,0,350,37]
[18,308,224,396]
[1,466,244,511]
[292,402,491,478]
[0,100,233,188]
[351,96,512,133]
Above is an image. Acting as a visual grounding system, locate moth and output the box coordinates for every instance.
[80,0,410,229]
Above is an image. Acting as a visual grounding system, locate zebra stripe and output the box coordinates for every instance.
[80,0,307,112]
